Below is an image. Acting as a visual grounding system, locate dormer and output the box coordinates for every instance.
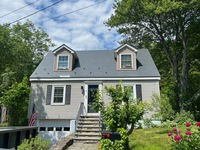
[53,44,77,71]
[115,44,138,70]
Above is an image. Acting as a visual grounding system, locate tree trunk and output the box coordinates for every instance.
[172,56,181,112]
[1,107,7,124]
[127,122,134,135]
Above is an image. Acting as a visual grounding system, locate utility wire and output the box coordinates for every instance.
[43,0,105,22]
[9,0,65,25]
[0,0,40,19]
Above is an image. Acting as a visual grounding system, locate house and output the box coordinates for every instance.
[28,44,160,144]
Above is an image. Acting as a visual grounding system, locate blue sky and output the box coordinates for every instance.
[0,0,121,50]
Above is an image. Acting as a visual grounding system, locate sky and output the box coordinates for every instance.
[0,0,121,50]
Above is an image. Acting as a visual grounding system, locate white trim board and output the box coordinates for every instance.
[30,77,161,81]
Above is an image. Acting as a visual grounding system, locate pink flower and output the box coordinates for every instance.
[178,130,181,133]
[168,132,172,136]
[196,122,200,127]
[174,135,181,142]
[185,131,192,136]
[186,122,191,127]
[173,128,177,131]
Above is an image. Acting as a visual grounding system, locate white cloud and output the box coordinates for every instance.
[0,0,121,50]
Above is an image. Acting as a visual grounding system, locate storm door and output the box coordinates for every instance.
[88,85,98,113]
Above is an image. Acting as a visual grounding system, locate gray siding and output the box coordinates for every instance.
[30,81,84,120]
[29,80,160,120]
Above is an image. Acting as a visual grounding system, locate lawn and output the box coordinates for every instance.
[129,127,173,150]
[98,125,189,150]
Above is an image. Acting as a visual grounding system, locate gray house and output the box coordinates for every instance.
[29,44,160,143]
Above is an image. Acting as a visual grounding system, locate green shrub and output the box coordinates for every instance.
[17,136,50,150]
[151,93,175,121]
[0,122,8,127]
[174,110,195,125]
[168,122,200,150]
[143,118,154,128]
[101,128,128,150]
[155,120,177,128]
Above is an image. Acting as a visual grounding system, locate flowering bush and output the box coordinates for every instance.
[168,122,200,150]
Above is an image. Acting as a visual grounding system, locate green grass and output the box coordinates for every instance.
[98,125,189,150]
[129,127,173,150]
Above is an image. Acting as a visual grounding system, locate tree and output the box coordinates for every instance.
[0,20,55,124]
[0,77,30,125]
[0,21,54,85]
[93,83,148,149]
[106,0,200,113]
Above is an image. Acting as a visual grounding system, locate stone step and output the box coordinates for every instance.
[78,121,100,125]
[79,118,100,121]
[76,128,102,132]
[77,124,102,129]
[75,132,101,136]
[73,136,100,142]
[80,115,100,119]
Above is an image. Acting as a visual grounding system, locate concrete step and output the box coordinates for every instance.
[73,136,100,143]
[78,122,100,125]
[77,124,102,128]
[76,128,102,132]
[75,132,101,136]
[79,118,100,121]
[80,115,100,117]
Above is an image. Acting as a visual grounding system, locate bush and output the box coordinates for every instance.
[101,128,128,150]
[174,110,195,125]
[168,122,200,150]
[17,136,50,150]
[154,120,177,128]
[151,93,175,121]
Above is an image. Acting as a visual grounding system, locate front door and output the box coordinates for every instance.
[88,85,98,113]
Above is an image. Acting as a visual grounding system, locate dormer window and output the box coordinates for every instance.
[120,54,132,69]
[58,55,69,70]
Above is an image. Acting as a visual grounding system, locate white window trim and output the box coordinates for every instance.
[57,54,69,70]
[51,85,66,105]
[120,53,133,69]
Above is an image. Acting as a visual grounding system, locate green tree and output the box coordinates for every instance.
[0,77,30,125]
[94,83,148,149]
[0,21,54,124]
[106,0,200,113]
[0,21,54,87]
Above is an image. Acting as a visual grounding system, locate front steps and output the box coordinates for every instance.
[73,115,102,143]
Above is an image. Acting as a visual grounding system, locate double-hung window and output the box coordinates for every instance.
[123,84,142,101]
[124,85,134,100]
[121,54,132,69]
[51,85,65,105]
[58,55,69,69]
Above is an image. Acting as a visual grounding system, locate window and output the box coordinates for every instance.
[39,127,46,131]
[121,54,132,69]
[51,85,65,105]
[58,55,69,69]
[123,84,142,101]
[63,127,70,131]
[124,85,134,100]
[56,127,62,131]
[47,127,54,131]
